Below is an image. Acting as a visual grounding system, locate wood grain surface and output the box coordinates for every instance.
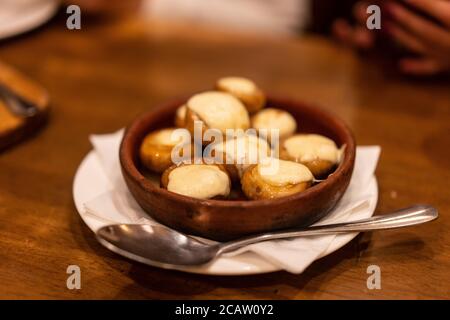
[0,16,449,299]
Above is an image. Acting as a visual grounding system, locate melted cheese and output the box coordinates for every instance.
[284,134,339,163]
[212,134,270,176]
[257,158,313,186]
[187,91,250,132]
[167,165,230,199]
[251,108,297,139]
[217,77,257,94]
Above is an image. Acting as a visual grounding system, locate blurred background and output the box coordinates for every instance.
[1,0,449,146]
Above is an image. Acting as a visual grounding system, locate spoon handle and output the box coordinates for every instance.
[0,84,39,118]
[218,204,438,254]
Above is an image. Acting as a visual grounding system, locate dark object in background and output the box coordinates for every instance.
[378,0,445,60]
[0,62,49,152]
[309,0,357,34]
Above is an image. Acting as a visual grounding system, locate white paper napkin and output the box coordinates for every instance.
[85,130,380,274]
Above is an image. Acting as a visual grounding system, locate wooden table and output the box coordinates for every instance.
[0,15,449,300]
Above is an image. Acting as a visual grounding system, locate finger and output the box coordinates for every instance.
[387,2,450,49]
[402,0,450,28]
[354,26,375,49]
[332,19,354,43]
[386,22,429,55]
[332,19,375,49]
[354,1,370,25]
[399,57,442,75]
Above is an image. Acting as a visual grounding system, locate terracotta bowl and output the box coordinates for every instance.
[120,96,356,241]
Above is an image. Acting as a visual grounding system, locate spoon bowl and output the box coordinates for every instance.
[97,224,220,268]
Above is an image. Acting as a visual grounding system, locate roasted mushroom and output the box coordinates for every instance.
[251,108,297,144]
[216,77,265,113]
[185,91,250,141]
[139,128,185,173]
[161,163,231,199]
[241,158,313,200]
[208,133,271,181]
[280,134,341,178]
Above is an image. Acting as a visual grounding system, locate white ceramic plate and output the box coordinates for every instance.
[0,0,59,40]
[73,151,378,275]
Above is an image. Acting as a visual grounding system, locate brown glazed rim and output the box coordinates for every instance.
[120,95,356,208]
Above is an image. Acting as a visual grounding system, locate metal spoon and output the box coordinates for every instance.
[96,204,437,269]
[0,84,39,117]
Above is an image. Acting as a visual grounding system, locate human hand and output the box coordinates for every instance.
[384,0,450,75]
[332,1,376,50]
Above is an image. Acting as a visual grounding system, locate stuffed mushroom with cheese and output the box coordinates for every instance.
[215,76,266,113]
[140,128,186,173]
[251,108,297,144]
[241,158,314,200]
[184,91,250,142]
[208,133,271,182]
[161,163,231,200]
[280,134,342,178]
